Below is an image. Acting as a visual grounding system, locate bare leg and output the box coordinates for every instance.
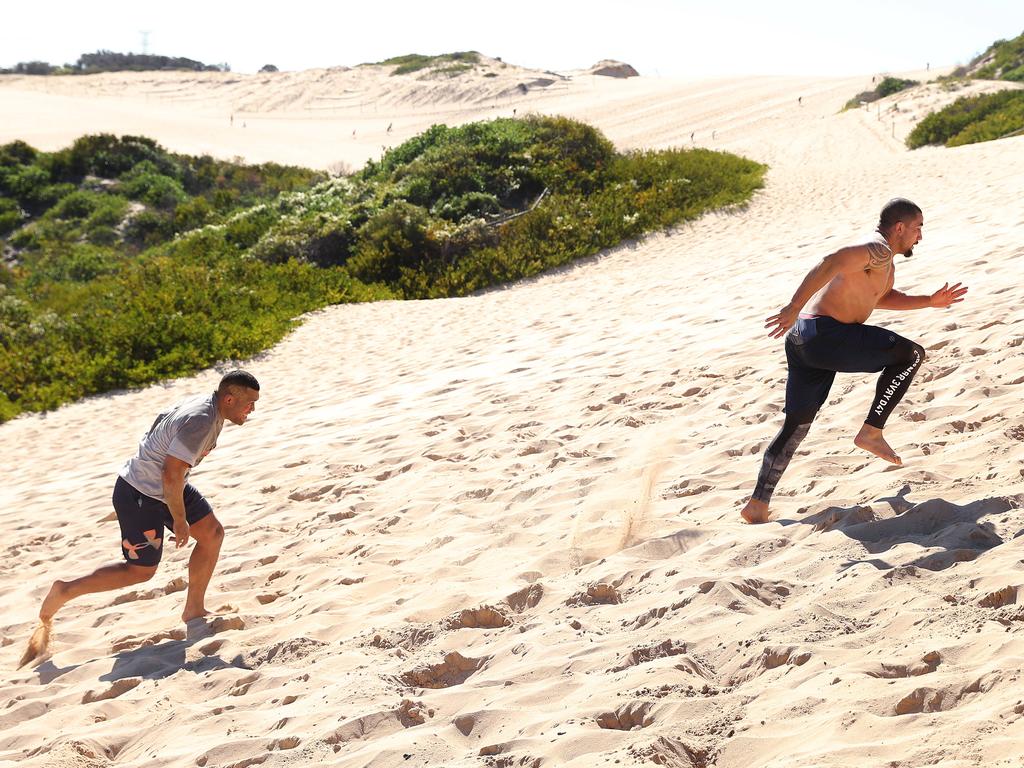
[854,423,902,465]
[40,562,157,622]
[741,498,771,524]
[182,514,224,623]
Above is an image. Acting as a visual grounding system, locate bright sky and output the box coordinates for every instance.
[3,1,1022,78]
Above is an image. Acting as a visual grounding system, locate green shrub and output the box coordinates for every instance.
[0,140,38,167]
[842,77,919,111]
[51,189,104,220]
[224,205,280,249]
[47,134,177,181]
[948,95,1024,145]
[122,208,174,247]
[120,162,188,209]
[348,201,437,284]
[24,243,122,284]
[907,89,1024,148]
[877,77,919,98]
[0,199,22,236]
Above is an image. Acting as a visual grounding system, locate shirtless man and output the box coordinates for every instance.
[22,370,260,665]
[741,199,967,524]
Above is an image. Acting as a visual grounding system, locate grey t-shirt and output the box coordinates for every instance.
[120,392,224,501]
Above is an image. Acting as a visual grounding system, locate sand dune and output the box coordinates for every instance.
[3,61,1024,767]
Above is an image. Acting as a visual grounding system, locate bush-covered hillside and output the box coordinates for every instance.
[1,118,765,421]
[246,117,765,298]
[0,136,338,419]
[962,30,1024,81]
[843,76,919,111]
[906,89,1024,148]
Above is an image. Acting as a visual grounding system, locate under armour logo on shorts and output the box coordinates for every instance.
[123,529,163,560]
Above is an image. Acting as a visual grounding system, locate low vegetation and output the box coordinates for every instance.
[372,52,482,76]
[843,77,919,111]
[1,118,765,421]
[0,50,228,75]
[906,88,1024,148]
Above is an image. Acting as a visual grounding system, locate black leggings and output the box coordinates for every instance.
[752,315,925,504]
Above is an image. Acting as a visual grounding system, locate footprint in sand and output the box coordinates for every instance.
[866,651,941,679]
[728,645,812,685]
[442,606,511,630]
[664,480,714,498]
[565,583,622,606]
[893,673,999,716]
[596,701,654,730]
[288,484,336,502]
[81,677,141,703]
[317,508,356,524]
[111,628,186,653]
[199,639,227,655]
[400,651,486,689]
[228,672,261,697]
[185,615,246,642]
[978,585,1017,609]
[610,640,689,673]
[517,440,560,456]
[110,576,186,606]
[503,584,544,613]
[374,463,413,482]
[455,488,494,501]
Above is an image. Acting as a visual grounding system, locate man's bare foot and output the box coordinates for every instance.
[854,424,902,465]
[39,580,69,622]
[741,498,771,524]
[182,606,211,624]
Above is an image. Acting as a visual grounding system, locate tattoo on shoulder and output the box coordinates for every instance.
[866,241,893,271]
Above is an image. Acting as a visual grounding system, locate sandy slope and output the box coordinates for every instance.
[2,62,1024,768]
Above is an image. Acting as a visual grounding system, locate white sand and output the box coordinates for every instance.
[3,61,1024,768]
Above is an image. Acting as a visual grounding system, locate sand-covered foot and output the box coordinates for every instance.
[854,424,902,465]
[39,580,69,623]
[741,498,771,524]
[19,620,52,669]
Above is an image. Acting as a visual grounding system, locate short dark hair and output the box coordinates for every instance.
[878,198,922,233]
[218,369,260,395]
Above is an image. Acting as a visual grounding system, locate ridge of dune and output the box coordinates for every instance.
[3,65,1024,768]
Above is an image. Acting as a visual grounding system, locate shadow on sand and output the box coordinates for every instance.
[32,621,250,685]
[777,486,1024,572]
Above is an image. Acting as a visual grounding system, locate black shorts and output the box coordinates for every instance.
[113,476,213,567]
[784,315,911,415]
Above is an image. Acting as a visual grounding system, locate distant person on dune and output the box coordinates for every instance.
[741,199,967,524]
[20,370,261,666]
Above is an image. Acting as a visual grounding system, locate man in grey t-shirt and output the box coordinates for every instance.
[29,370,260,652]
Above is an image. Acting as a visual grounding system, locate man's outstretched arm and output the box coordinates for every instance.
[764,246,871,338]
[876,281,968,311]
